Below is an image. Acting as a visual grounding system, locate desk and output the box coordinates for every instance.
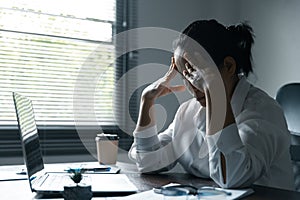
[1,162,300,199]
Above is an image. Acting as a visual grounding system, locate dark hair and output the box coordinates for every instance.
[174,19,255,77]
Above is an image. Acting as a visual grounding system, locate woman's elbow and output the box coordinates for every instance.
[219,180,252,189]
[210,172,252,189]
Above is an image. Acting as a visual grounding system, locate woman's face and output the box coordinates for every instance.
[174,46,235,107]
[174,47,207,107]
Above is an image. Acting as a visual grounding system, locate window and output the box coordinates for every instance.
[0,0,137,160]
[0,0,118,126]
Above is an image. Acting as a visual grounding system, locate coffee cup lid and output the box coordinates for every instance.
[96,133,119,140]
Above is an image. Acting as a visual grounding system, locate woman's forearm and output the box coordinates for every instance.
[135,98,156,131]
[205,86,235,135]
[205,85,236,184]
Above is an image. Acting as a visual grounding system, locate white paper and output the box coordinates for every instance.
[107,183,254,200]
[0,171,27,181]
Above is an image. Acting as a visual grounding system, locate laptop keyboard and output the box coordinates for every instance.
[31,174,48,187]
[32,173,75,191]
[41,174,73,188]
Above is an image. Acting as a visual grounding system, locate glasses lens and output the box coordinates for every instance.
[161,187,189,196]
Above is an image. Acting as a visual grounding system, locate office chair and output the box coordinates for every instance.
[276,83,300,191]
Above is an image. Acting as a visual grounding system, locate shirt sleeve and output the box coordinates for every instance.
[128,122,177,173]
[206,118,289,188]
[206,124,245,188]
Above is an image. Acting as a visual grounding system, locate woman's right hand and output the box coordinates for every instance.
[141,57,186,102]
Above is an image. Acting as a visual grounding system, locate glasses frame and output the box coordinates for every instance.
[153,184,232,197]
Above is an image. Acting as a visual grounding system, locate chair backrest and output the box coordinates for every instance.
[276,83,300,191]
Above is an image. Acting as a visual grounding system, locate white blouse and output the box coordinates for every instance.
[128,77,294,190]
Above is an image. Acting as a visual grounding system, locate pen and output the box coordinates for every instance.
[85,167,111,172]
[64,167,111,173]
[16,169,27,175]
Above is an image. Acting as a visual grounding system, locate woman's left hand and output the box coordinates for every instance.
[182,51,219,93]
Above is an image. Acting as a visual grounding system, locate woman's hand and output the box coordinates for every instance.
[182,51,231,136]
[142,57,185,102]
[182,52,218,93]
[136,57,185,129]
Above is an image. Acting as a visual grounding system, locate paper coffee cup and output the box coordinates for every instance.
[95,133,119,164]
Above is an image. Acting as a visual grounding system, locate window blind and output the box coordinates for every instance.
[0,0,117,126]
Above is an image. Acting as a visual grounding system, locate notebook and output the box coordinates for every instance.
[12,92,138,195]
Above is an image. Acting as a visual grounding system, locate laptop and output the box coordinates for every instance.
[12,92,138,196]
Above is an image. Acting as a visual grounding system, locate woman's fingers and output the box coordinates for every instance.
[185,62,195,74]
[183,53,199,81]
[182,60,205,92]
[183,52,198,69]
[183,69,194,84]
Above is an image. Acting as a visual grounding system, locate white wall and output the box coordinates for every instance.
[136,0,240,67]
[238,0,300,97]
[136,0,300,100]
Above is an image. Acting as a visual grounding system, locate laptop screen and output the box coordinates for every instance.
[13,92,44,178]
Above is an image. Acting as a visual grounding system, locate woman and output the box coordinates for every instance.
[128,19,294,190]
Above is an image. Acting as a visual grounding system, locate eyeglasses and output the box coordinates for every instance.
[153,184,231,199]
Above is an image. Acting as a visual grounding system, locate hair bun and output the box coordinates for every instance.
[227,22,254,50]
[227,22,255,76]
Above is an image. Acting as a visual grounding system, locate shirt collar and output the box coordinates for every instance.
[230,76,251,117]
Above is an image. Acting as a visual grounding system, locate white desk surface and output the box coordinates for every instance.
[0,161,138,200]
